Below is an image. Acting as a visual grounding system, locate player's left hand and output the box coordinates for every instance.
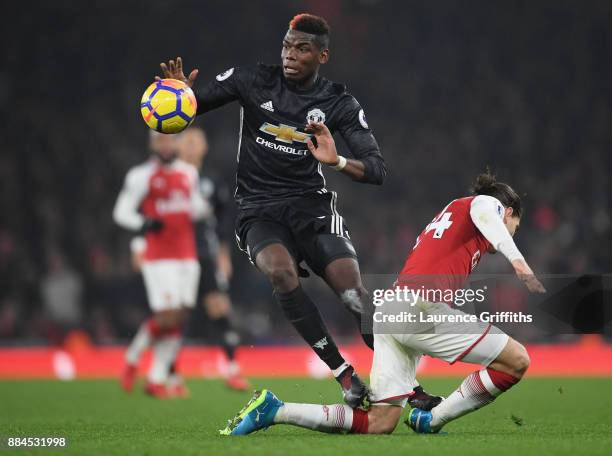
[156,56,199,88]
[512,259,546,293]
[519,274,547,293]
[131,250,144,273]
[305,122,339,165]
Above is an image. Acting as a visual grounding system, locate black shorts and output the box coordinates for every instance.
[235,191,357,277]
[198,257,229,297]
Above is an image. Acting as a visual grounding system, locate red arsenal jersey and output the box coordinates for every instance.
[397,196,491,295]
[126,160,199,261]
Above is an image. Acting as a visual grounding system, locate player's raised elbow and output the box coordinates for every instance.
[369,167,387,185]
[359,157,386,185]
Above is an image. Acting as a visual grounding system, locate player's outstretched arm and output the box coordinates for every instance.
[305,122,368,181]
[157,60,251,115]
[511,259,546,293]
[156,56,199,88]
[470,195,546,293]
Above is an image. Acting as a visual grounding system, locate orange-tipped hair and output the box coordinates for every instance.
[289,13,330,36]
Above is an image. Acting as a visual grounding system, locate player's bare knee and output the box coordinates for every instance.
[372,421,396,435]
[154,312,172,329]
[168,310,182,327]
[494,340,530,378]
[267,264,299,292]
[366,406,400,434]
[512,344,530,378]
[366,407,400,434]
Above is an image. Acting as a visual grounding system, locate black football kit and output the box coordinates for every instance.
[192,62,444,409]
[195,63,386,275]
[194,63,386,391]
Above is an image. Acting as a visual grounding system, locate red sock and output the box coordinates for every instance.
[350,408,369,434]
[486,368,520,391]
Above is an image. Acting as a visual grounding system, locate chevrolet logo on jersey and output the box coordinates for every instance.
[259,122,311,144]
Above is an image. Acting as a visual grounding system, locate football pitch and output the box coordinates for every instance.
[1,377,611,455]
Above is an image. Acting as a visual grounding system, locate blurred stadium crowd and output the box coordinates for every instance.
[1,1,610,344]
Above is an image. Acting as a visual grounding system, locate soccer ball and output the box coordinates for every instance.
[140,79,197,134]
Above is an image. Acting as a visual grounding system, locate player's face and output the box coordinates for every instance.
[504,211,521,237]
[281,30,329,83]
[150,133,178,163]
[179,130,208,167]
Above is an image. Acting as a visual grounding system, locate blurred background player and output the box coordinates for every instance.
[219,171,546,436]
[176,127,250,390]
[113,131,207,398]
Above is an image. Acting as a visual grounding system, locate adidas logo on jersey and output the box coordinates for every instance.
[260,100,274,112]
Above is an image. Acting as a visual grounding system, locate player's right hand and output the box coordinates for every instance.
[156,56,199,88]
[305,122,339,165]
[512,259,546,293]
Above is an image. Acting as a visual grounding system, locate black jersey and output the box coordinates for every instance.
[195,171,232,261]
[195,64,386,209]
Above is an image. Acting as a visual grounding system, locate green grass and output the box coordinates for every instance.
[1,377,611,455]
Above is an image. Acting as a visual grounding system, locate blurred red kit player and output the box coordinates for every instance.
[113,131,208,398]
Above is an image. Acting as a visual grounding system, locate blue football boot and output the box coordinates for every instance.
[219,389,284,436]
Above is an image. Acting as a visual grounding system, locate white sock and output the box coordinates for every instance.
[148,336,181,384]
[125,322,152,365]
[273,403,353,433]
[430,369,500,429]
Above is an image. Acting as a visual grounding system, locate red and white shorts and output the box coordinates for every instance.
[369,298,509,407]
[141,259,200,312]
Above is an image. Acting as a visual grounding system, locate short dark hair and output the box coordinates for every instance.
[471,169,523,217]
[289,13,330,49]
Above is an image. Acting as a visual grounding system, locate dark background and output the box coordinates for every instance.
[1,0,610,345]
